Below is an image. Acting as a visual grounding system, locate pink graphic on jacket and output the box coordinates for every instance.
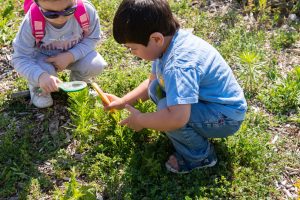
[40,35,82,51]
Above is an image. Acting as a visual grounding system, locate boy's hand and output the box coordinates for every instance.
[38,72,62,93]
[119,104,143,132]
[46,52,74,72]
[104,93,126,110]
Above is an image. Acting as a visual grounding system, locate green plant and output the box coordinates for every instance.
[53,167,97,200]
[25,178,42,200]
[241,0,269,16]
[67,89,97,141]
[237,50,264,96]
[91,0,119,28]
[258,0,267,11]
[96,63,150,97]
[217,27,266,63]
[271,30,299,51]
[258,66,300,114]
[0,0,21,46]
[1,0,14,18]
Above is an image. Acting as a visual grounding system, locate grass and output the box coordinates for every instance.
[0,0,299,199]
[259,66,300,115]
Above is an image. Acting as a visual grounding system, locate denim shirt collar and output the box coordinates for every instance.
[156,29,181,67]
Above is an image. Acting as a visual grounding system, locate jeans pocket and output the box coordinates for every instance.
[190,117,243,138]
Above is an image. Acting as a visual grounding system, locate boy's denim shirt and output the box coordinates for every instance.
[151,29,247,121]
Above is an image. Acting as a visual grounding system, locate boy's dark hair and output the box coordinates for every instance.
[113,0,180,46]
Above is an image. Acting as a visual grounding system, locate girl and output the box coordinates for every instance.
[12,0,107,108]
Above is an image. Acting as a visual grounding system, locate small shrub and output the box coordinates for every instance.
[67,89,97,141]
[53,167,97,200]
[236,50,265,96]
[258,66,300,114]
[24,178,41,200]
[271,30,299,51]
[0,0,20,46]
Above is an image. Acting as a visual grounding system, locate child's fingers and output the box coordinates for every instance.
[119,117,129,126]
[104,100,118,110]
[105,93,118,101]
[46,83,57,92]
[124,104,138,114]
[125,104,132,110]
[55,78,63,84]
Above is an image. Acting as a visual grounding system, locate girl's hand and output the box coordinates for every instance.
[46,52,74,72]
[119,104,143,131]
[38,73,62,93]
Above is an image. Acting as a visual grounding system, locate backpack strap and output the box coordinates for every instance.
[28,0,89,47]
[73,0,90,37]
[24,0,33,14]
[29,2,45,47]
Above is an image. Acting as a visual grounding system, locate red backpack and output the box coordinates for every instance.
[23,0,90,46]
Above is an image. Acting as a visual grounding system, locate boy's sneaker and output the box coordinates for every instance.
[29,85,53,108]
[193,148,217,169]
[165,144,217,174]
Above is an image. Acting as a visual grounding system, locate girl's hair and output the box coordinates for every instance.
[113,0,180,46]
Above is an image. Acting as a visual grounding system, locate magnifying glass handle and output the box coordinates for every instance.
[91,82,111,106]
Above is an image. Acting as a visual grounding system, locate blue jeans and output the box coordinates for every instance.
[148,79,243,164]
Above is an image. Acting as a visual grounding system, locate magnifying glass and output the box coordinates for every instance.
[58,81,87,92]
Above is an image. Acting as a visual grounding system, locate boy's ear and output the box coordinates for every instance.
[149,32,164,47]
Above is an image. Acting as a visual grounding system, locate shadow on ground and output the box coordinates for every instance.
[109,133,235,199]
[0,91,72,198]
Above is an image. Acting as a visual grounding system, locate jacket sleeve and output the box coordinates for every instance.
[11,15,47,86]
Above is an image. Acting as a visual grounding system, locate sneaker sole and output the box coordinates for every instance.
[165,159,217,174]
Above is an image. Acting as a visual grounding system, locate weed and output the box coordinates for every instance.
[236,50,266,97]
[271,30,299,51]
[53,167,97,200]
[258,0,267,11]
[67,89,97,141]
[24,178,42,200]
[258,66,300,115]
[217,26,266,63]
[1,0,14,18]
[0,0,21,46]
